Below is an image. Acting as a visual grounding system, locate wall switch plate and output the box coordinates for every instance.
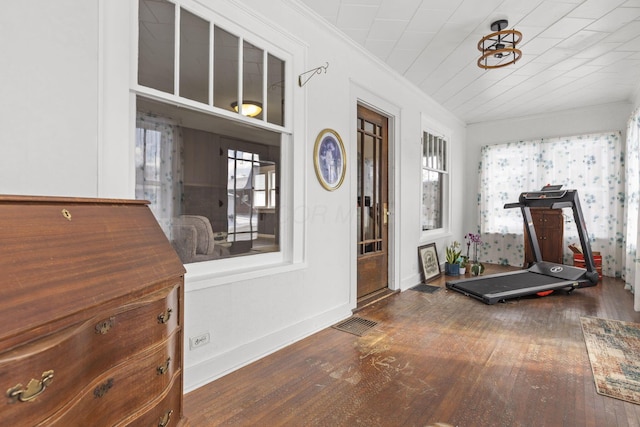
[189,332,210,350]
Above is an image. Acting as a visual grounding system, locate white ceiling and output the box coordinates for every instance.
[299,0,640,124]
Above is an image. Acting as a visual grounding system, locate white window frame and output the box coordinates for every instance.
[420,117,451,240]
[130,0,306,288]
[134,0,292,134]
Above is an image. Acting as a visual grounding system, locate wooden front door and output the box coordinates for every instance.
[356,105,389,299]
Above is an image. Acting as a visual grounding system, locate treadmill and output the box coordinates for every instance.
[446,185,599,304]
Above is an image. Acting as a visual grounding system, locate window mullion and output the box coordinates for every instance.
[237,36,243,115]
[209,19,214,106]
[262,50,268,122]
[174,6,181,97]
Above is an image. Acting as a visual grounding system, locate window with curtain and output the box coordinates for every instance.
[135,114,183,240]
[136,108,281,264]
[422,131,448,232]
[478,132,624,276]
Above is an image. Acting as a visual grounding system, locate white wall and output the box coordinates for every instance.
[464,102,633,233]
[0,0,100,197]
[0,0,467,393]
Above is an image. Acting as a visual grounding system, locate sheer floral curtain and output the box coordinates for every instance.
[135,113,183,240]
[624,108,640,310]
[478,132,624,278]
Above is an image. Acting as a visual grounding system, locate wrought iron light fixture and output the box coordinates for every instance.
[231,100,262,117]
[477,19,522,69]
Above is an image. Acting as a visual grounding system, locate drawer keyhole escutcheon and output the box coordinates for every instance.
[95,317,115,334]
[61,209,72,221]
[7,370,54,403]
[93,378,114,398]
[157,308,172,324]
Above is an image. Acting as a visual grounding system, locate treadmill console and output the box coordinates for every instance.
[518,185,573,204]
[521,190,567,200]
[540,184,563,191]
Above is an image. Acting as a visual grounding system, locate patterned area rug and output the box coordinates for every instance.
[580,316,640,405]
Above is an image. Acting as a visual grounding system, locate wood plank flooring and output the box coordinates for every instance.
[184,265,640,426]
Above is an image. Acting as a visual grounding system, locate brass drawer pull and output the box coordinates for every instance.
[157,308,172,324]
[157,358,171,375]
[7,370,54,403]
[158,409,173,427]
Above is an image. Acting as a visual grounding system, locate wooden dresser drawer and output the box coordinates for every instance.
[92,282,181,360]
[121,375,185,427]
[0,284,181,425]
[40,332,181,426]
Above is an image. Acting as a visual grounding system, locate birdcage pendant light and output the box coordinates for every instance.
[477,19,522,69]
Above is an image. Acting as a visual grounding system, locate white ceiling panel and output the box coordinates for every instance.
[537,17,594,39]
[517,2,578,28]
[376,0,422,20]
[386,49,422,74]
[395,30,436,50]
[568,0,627,19]
[364,38,397,59]
[369,19,409,41]
[618,35,640,51]
[587,7,640,32]
[299,0,640,123]
[336,4,378,29]
[406,8,452,33]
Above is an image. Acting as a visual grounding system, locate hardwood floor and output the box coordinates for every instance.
[184,265,640,426]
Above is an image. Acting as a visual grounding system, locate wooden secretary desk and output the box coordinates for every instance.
[0,196,189,426]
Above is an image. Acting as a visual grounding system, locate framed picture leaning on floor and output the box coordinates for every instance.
[418,243,441,282]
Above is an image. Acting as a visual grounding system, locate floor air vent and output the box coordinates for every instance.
[332,317,378,336]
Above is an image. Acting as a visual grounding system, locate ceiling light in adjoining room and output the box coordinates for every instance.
[477,19,522,70]
[231,101,262,117]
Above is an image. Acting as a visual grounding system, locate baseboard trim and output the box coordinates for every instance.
[183,303,352,393]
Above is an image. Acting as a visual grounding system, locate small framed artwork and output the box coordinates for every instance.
[313,128,346,191]
[418,243,441,283]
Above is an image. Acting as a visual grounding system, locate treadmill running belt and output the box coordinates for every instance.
[446,270,578,304]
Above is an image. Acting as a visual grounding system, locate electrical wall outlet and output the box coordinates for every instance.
[189,332,210,350]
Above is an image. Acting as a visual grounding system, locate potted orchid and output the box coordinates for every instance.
[465,232,485,276]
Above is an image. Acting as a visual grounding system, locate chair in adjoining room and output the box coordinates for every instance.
[172,215,227,263]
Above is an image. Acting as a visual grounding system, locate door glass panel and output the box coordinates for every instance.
[357,135,362,245]
[358,117,383,256]
[180,9,209,103]
[363,134,374,242]
[213,26,238,112]
[138,0,175,94]
[364,121,374,134]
